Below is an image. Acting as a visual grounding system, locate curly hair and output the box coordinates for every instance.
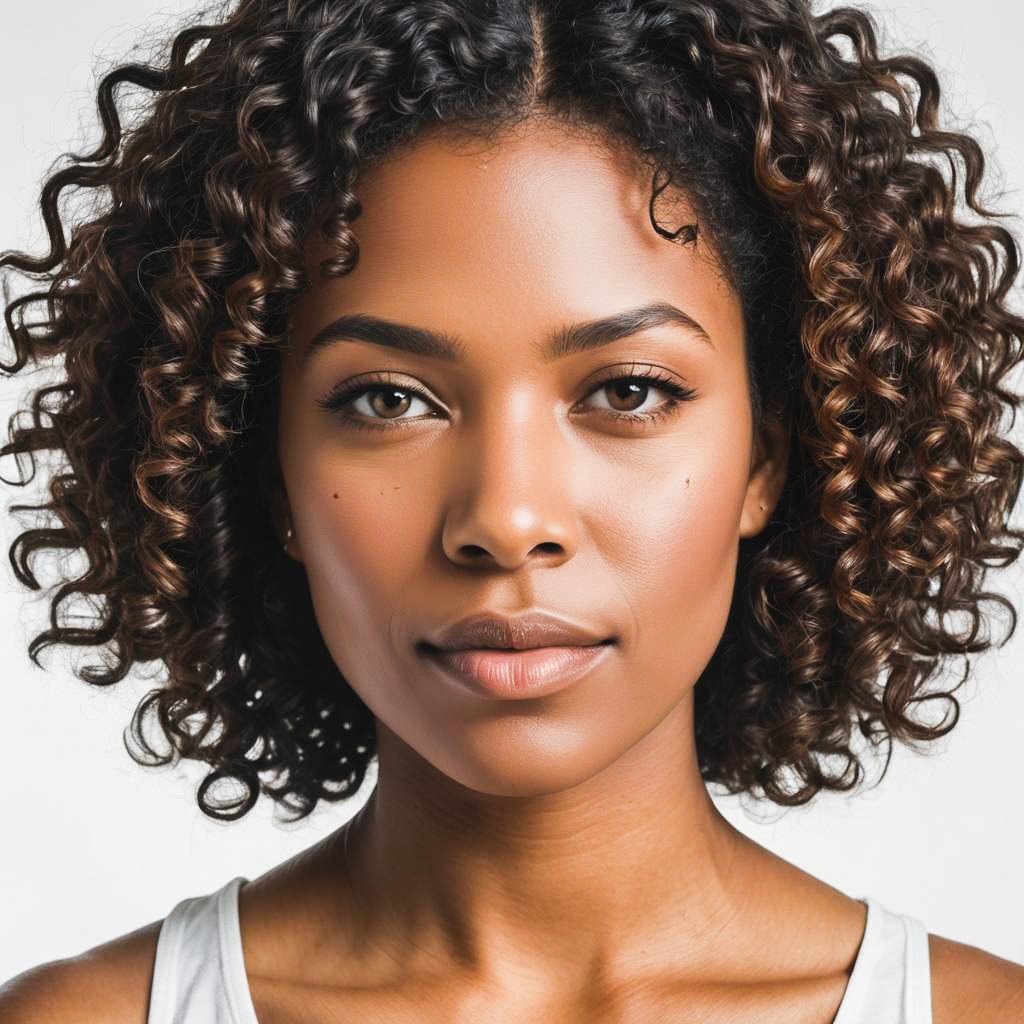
[2,0,1023,822]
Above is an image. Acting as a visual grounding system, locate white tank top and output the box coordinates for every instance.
[146,876,933,1023]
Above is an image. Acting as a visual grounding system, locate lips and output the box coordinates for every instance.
[423,609,613,652]
[421,640,615,700]
[417,610,616,700]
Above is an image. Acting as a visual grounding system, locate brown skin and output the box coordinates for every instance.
[4,117,1024,1022]
[256,116,859,1019]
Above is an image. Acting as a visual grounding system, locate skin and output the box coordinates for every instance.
[252,115,872,1021]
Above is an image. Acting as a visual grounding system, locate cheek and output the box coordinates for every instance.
[607,416,751,688]
[293,453,435,676]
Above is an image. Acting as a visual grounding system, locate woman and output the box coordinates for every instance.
[1,0,1023,1020]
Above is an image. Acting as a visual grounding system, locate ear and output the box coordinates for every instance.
[260,444,302,561]
[269,484,302,560]
[738,397,791,539]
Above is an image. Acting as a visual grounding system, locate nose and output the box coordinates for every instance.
[440,400,580,571]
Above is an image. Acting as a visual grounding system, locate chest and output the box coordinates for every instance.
[246,970,856,1024]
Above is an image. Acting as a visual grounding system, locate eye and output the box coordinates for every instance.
[579,367,698,425]
[316,366,698,432]
[315,374,438,431]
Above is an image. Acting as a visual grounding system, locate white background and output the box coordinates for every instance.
[1,0,1022,984]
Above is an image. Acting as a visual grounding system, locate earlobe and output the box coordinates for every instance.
[276,511,303,562]
[739,405,791,539]
[259,445,300,558]
[267,478,298,557]
[273,501,301,560]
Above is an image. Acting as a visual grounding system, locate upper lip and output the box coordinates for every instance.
[423,610,614,651]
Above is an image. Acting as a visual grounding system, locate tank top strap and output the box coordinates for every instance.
[833,895,932,1024]
[147,876,257,1024]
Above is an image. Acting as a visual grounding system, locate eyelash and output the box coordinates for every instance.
[315,366,699,433]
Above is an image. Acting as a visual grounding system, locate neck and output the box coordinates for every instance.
[334,694,760,992]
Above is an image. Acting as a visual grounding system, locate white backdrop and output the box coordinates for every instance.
[2,0,1022,984]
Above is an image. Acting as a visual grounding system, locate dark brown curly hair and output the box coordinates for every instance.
[2,0,1023,822]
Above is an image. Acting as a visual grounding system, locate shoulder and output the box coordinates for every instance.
[930,932,1024,1023]
[0,918,164,1023]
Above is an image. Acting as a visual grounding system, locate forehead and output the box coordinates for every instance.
[288,119,738,358]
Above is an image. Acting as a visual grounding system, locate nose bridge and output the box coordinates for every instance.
[442,387,578,567]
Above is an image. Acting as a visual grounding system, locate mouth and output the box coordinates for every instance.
[418,639,616,700]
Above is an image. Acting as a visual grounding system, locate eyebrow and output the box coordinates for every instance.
[300,301,713,365]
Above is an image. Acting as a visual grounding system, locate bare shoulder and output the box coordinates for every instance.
[0,918,164,1023]
[930,932,1024,1023]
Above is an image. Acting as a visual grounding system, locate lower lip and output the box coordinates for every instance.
[422,642,614,700]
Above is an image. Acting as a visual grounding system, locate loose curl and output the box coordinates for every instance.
[2,0,1023,821]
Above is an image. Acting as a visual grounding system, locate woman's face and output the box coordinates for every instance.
[276,119,787,797]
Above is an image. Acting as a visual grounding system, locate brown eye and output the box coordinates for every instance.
[581,371,698,425]
[603,379,650,412]
[316,378,437,429]
[366,387,414,419]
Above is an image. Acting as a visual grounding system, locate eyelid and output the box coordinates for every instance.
[582,361,689,388]
[315,370,444,408]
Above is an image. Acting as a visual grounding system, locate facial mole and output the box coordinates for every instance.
[333,493,339,499]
